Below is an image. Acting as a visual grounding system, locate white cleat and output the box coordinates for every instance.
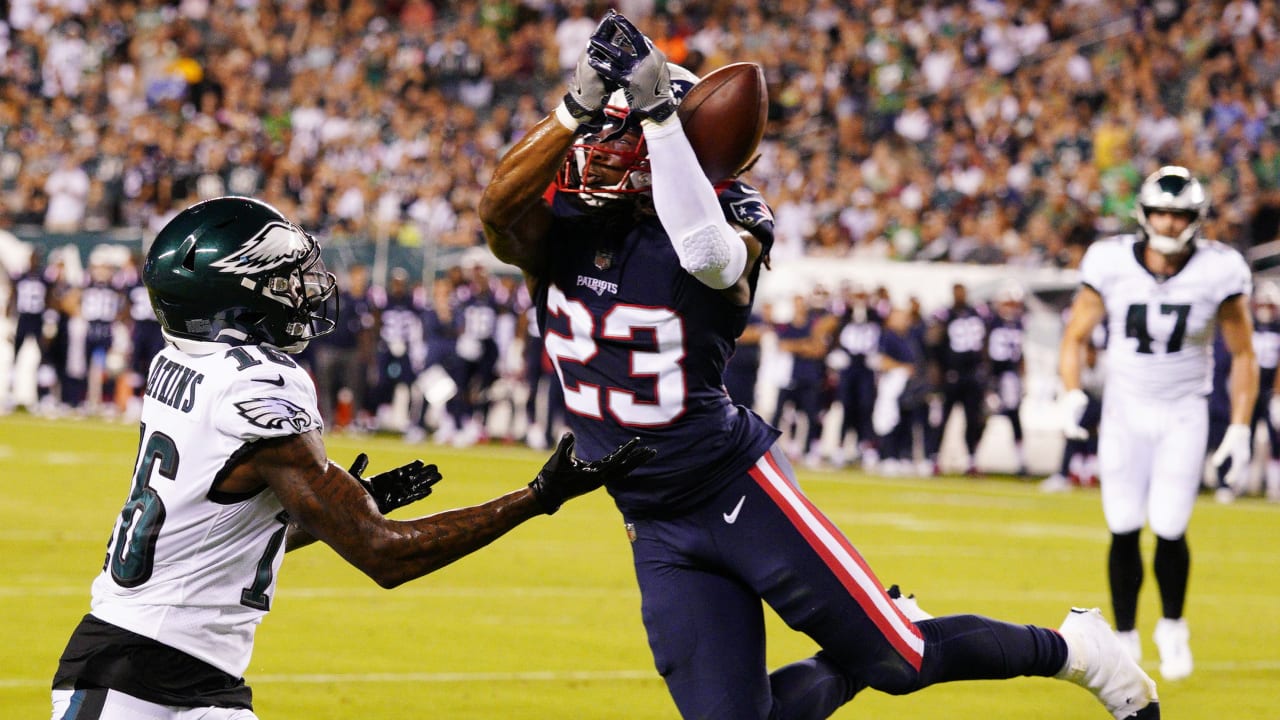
[1116,629,1142,663]
[1153,618,1193,681]
[886,585,934,622]
[1057,608,1160,719]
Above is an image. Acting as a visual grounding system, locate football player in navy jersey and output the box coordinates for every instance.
[446,264,502,446]
[832,284,882,468]
[480,12,1157,720]
[1251,282,1280,500]
[925,282,989,476]
[368,268,425,433]
[771,292,838,468]
[985,282,1029,475]
[5,247,51,410]
[311,264,375,429]
[120,252,166,416]
[77,259,126,410]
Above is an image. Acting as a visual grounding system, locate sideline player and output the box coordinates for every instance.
[51,196,653,720]
[1059,165,1257,681]
[480,11,1158,720]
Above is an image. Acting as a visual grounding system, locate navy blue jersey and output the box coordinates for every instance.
[985,314,1025,373]
[775,313,825,386]
[536,180,779,517]
[836,305,881,369]
[933,304,987,375]
[12,270,49,318]
[125,283,157,324]
[880,327,916,365]
[1255,318,1280,398]
[82,280,123,345]
[1209,331,1232,422]
[1254,318,1280,372]
[319,289,374,349]
[376,292,424,353]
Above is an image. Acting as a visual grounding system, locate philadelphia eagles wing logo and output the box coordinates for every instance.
[235,397,317,433]
[211,222,308,275]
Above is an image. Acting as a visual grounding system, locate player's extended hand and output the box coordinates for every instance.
[1211,423,1253,492]
[347,453,442,514]
[587,13,675,123]
[561,13,626,128]
[1058,388,1090,441]
[528,432,656,514]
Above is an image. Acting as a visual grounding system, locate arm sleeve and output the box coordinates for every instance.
[642,116,748,290]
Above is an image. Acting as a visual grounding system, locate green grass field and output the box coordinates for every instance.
[3,413,1277,719]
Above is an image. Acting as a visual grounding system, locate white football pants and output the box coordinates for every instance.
[1097,388,1207,539]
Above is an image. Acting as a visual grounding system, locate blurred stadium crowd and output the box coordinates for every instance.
[4,0,1280,261]
[5,0,1280,496]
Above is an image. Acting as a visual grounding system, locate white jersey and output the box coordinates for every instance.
[89,343,322,678]
[1081,235,1251,399]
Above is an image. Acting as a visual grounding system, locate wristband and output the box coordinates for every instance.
[554,101,581,132]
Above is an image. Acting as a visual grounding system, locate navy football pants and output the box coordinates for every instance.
[627,443,1067,720]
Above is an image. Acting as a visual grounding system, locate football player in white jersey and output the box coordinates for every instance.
[50,197,654,720]
[1058,166,1258,682]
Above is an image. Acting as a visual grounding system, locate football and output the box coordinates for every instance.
[677,62,769,183]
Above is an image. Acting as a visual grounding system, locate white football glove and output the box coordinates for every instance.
[1211,423,1253,492]
[1059,388,1090,440]
[1270,394,1280,427]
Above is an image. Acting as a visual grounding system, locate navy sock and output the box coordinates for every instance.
[912,615,1069,688]
[768,652,861,720]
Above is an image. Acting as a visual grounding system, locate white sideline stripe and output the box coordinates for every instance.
[10,659,1280,690]
[754,454,925,661]
[0,670,659,689]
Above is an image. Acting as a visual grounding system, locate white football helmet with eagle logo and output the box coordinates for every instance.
[1135,165,1208,255]
[144,196,337,353]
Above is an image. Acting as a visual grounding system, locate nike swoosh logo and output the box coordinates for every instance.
[253,375,286,387]
[723,495,746,524]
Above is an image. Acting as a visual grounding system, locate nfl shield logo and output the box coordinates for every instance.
[594,250,613,271]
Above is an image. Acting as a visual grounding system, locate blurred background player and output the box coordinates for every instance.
[5,247,51,412]
[1059,165,1256,681]
[1251,281,1280,500]
[368,268,425,435]
[925,282,988,476]
[771,291,837,468]
[311,263,375,431]
[831,283,882,469]
[985,282,1029,476]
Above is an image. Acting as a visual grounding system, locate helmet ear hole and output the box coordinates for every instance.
[182,243,198,271]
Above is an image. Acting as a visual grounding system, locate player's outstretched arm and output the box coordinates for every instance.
[480,14,625,280]
[243,431,652,588]
[1213,294,1259,490]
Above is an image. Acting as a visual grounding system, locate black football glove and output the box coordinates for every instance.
[347,453,442,514]
[586,12,675,123]
[528,432,656,514]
